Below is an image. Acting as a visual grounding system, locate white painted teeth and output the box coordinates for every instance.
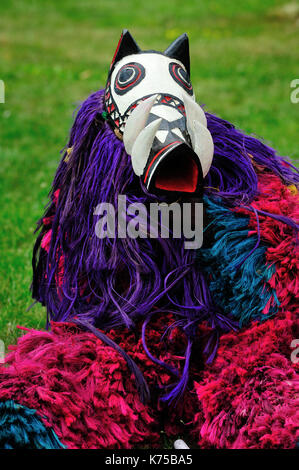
[189,120,214,177]
[183,93,207,127]
[156,129,168,144]
[123,91,214,179]
[131,118,162,176]
[123,94,158,155]
[182,94,214,177]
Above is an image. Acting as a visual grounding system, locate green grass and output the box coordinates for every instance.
[0,0,298,349]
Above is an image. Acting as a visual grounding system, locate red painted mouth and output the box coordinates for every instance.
[154,146,199,193]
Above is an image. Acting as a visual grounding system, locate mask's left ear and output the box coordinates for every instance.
[164,33,190,76]
[110,29,141,72]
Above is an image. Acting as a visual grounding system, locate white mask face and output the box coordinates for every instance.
[107,52,195,130]
[104,30,214,195]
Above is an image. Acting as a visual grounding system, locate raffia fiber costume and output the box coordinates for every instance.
[0,31,298,449]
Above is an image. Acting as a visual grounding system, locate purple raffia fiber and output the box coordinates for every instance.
[32,89,298,403]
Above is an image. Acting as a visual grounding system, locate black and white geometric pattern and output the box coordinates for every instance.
[104,89,189,138]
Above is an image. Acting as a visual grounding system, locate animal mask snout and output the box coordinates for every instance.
[123,93,213,195]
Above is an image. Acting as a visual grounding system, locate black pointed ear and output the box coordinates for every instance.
[164,33,190,76]
[110,29,141,71]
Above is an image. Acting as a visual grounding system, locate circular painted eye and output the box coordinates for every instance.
[114,63,145,95]
[169,62,193,95]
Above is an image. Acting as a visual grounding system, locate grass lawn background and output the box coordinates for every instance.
[0,0,298,348]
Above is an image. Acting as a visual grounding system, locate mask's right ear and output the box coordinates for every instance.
[109,29,141,72]
[164,33,190,76]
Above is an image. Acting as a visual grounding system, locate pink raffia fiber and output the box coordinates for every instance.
[190,173,299,449]
[251,174,298,314]
[0,312,298,448]
[0,323,160,449]
[0,174,298,448]
[191,309,299,448]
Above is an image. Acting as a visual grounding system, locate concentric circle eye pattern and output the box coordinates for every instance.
[169,62,193,95]
[114,63,145,95]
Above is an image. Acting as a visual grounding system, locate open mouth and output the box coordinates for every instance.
[152,143,200,193]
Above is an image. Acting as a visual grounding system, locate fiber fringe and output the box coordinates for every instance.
[199,195,279,326]
[31,89,298,403]
[0,400,64,449]
[1,89,295,448]
[0,323,160,449]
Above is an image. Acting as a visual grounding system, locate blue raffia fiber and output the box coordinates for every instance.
[198,196,280,327]
[0,400,65,449]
